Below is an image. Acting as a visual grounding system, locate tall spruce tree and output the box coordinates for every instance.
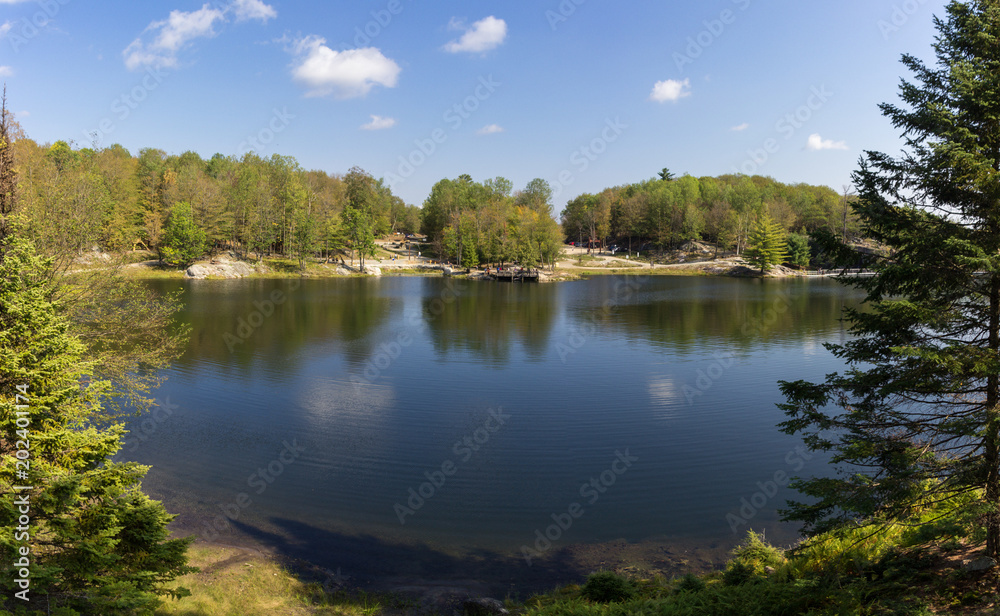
[1,95,194,614]
[744,213,788,274]
[778,0,1000,558]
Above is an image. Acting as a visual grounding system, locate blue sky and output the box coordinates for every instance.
[2,0,947,207]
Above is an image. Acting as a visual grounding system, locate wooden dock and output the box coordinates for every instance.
[802,268,876,277]
[486,269,539,282]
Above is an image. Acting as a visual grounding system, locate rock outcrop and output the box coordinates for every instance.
[185,258,256,279]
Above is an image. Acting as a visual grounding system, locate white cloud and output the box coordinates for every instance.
[361,115,396,130]
[156,5,225,51]
[650,79,691,103]
[0,21,12,37]
[444,16,507,53]
[0,66,12,77]
[806,133,848,151]
[123,0,276,70]
[731,122,750,132]
[231,0,276,22]
[477,124,504,135]
[290,36,400,99]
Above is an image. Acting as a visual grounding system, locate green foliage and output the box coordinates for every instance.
[778,0,1000,559]
[12,136,411,268]
[786,233,810,268]
[342,167,378,269]
[0,234,195,614]
[581,572,635,603]
[564,174,850,254]
[674,573,705,594]
[422,175,561,268]
[722,561,756,587]
[744,213,788,273]
[523,522,961,616]
[291,207,318,270]
[159,201,207,266]
[731,531,787,572]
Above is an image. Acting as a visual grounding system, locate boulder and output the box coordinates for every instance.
[964,556,997,571]
[185,258,256,279]
[462,597,508,616]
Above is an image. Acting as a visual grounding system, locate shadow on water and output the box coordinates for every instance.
[225,517,596,597]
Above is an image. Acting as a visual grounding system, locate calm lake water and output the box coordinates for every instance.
[124,275,864,589]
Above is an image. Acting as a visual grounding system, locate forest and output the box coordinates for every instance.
[10,123,856,273]
[12,134,420,267]
[559,172,859,257]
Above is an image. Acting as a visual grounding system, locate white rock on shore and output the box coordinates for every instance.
[185,258,256,279]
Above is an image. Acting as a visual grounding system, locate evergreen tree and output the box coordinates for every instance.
[744,213,788,274]
[0,234,195,614]
[1,97,194,614]
[778,0,1000,558]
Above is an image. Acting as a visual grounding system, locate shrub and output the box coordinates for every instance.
[581,572,635,603]
[731,531,786,573]
[675,573,706,594]
[722,561,756,586]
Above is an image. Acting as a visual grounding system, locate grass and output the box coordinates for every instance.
[154,545,404,616]
[521,491,1000,616]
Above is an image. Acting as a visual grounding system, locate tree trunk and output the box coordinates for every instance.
[986,277,1000,560]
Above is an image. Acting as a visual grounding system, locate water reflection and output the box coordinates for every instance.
[130,275,866,587]
[567,277,854,352]
[422,279,559,363]
[152,278,397,377]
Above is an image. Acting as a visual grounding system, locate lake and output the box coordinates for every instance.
[123,274,863,591]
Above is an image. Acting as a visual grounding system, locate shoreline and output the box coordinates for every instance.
[165,517,756,599]
[70,241,841,282]
[147,478,805,600]
[78,253,827,282]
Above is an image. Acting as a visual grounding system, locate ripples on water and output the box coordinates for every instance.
[124,275,862,571]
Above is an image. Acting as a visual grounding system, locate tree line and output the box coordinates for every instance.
[10,129,858,273]
[560,172,859,266]
[12,137,422,267]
